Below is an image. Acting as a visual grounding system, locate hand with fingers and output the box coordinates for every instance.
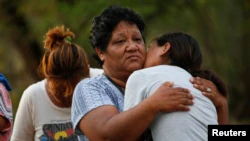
[150,81,194,113]
[190,77,227,108]
[190,77,229,124]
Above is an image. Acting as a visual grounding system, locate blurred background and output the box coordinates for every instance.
[0,0,249,124]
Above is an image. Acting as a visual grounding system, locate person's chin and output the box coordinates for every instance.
[127,64,143,72]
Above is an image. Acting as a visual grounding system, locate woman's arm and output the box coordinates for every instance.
[190,77,229,124]
[77,82,193,141]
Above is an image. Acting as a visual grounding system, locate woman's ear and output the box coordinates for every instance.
[160,42,171,56]
[95,48,105,61]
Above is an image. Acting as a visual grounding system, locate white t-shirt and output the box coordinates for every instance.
[124,65,218,141]
[11,68,103,141]
[89,68,103,77]
[11,80,78,141]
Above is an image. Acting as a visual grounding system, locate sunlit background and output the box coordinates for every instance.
[0,0,249,124]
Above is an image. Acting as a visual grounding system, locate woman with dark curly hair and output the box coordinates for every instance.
[71,5,228,141]
[71,5,194,141]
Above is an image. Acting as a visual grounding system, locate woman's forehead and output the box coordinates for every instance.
[112,21,141,35]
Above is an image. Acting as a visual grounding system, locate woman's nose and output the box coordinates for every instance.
[126,40,138,51]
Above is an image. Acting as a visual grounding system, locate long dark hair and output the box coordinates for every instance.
[153,32,227,97]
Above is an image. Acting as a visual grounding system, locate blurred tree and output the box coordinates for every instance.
[232,0,250,121]
[0,0,43,81]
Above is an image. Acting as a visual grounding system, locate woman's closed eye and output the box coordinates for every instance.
[115,40,126,44]
[134,38,142,42]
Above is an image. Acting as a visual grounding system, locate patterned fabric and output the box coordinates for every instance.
[71,75,124,141]
[0,82,12,141]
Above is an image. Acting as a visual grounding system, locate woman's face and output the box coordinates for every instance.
[102,21,146,75]
[144,41,164,68]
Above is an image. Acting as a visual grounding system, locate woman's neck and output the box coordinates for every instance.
[103,68,130,89]
[107,75,126,90]
[46,82,69,108]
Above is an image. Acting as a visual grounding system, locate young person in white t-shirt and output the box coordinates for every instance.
[124,32,228,141]
[11,25,102,141]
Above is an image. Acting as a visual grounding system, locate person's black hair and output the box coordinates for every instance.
[153,32,227,97]
[89,5,146,66]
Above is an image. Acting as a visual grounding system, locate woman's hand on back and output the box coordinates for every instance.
[190,77,227,108]
[150,82,194,113]
[190,77,229,124]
